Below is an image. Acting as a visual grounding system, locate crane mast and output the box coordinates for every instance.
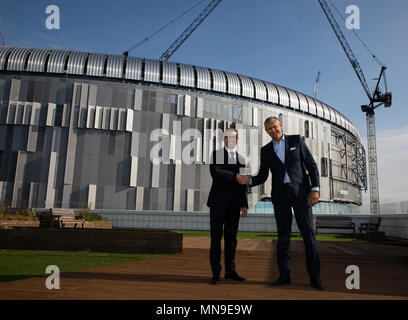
[160,0,222,61]
[317,0,392,215]
[313,71,321,98]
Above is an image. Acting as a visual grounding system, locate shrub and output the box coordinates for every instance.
[0,208,39,221]
[80,212,108,222]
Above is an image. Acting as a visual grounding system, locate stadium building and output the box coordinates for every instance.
[0,47,366,215]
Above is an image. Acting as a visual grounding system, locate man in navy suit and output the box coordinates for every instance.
[240,116,323,290]
[207,128,248,285]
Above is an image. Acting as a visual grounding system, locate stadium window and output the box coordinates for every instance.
[54,104,63,126]
[321,157,328,177]
[304,120,310,138]
[108,132,116,155]
[169,94,177,105]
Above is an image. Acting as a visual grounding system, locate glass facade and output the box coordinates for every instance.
[249,199,360,214]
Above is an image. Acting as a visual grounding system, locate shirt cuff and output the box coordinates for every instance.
[249,177,253,186]
[311,187,319,192]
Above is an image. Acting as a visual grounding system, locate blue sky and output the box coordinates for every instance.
[1,0,407,205]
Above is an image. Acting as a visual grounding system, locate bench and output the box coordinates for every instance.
[359,217,382,238]
[315,216,355,235]
[51,208,85,229]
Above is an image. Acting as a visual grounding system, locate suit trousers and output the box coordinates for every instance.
[273,184,321,280]
[210,205,240,276]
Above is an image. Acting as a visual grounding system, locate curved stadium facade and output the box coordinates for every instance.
[0,47,366,214]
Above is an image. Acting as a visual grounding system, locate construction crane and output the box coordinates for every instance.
[123,0,206,57]
[313,71,321,98]
[160,0,222,61]
[317,0,392,215]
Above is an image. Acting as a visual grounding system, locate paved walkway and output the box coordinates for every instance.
[0,237,407,300]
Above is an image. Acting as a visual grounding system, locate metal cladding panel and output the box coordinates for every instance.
[125,56,142,80]
[297,92,308,112]
[67,51,89,75]
[47,50,69,73]
[26,48,50,72]
[144,58,160,83]
[321,103,331,121]
[334,111,341,125]
[238,75,254,98]
[106,54,124,78]
[274,84,289,107]
[328,106,335,122]
[196,66,211,90]
[305,96,316,115]
[345,119,351,131]
[224,72,240,95]
[252,78,267,101]
[87,53,106,77]
[339,114,345,127]
[162,61,178,85]
[0,47,14,70]
[211,69,226,93]
[179,63,194,87]
[287,89,300,110]
[332,110,338,123]
[7,47,33,71]
[264,82,279,104]
[315,100,324,118]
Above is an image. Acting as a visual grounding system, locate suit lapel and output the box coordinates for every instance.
[284,134,289,164]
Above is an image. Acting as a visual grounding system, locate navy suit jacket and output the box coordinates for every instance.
[207,148,248,209]
[251,134,319,204]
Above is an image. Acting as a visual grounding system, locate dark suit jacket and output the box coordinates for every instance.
[251,134,319,204]
[207,148,249,209]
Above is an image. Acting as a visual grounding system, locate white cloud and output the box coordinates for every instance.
[361,125,408,209]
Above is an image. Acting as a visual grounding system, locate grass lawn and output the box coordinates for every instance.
[0,249,165,283]
[173,230,367,242]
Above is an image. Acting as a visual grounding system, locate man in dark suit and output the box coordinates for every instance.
[241,116,323,290]
[207,128,248,285]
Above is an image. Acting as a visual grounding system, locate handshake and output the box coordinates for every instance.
[236,174,250,185]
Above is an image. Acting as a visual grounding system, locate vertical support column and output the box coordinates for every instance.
[184,95,191,117]
[187,189,194,212]
[11,151,28,207]
[64,84,80,185]
[88,184,96,210]
[126,109,134,132]
[45,151,57,208]
[173,162,182,211]
[134,88,142,111]
[136,186,144,211]
[28,182,38,208]
[0,182,5,202]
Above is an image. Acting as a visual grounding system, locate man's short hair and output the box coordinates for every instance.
[224,127,238,137]
[264,116,281,127]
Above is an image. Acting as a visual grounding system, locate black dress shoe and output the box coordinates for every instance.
[310,278,324,290]
[225,271,245,281]
[271,275,291,286]
[210,276,221,285]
